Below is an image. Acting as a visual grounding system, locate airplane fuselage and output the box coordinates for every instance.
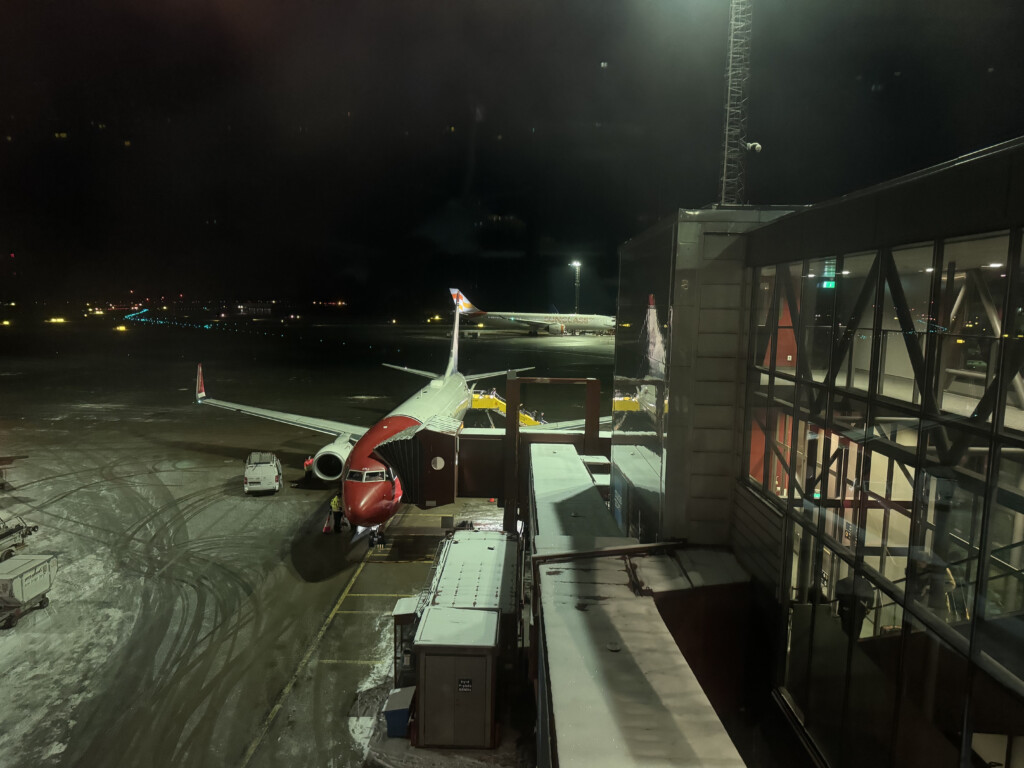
[341,373,470,526]
[469,311,615,335]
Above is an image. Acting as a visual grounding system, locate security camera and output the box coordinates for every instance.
[745,142,762,153]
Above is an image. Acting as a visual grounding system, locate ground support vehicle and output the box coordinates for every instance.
[0,515,39,561]
[0,554,57,629]
[243,451,283,494]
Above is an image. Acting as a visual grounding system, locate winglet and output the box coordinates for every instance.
[195,363,206,403]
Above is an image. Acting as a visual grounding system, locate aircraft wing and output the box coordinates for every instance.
[465,366,534,383]
[522,415,616,431]
[383,363,440,379]
[195,365,367,439]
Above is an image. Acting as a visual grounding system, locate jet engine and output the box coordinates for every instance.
[547,323,567,335]
[313,437,353,481]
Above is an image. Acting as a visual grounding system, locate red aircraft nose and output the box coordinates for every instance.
[343,480,398,527]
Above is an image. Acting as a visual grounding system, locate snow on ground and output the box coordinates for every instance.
[348,612,396,758]
[0,552,142,765]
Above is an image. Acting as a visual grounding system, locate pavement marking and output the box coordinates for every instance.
[238,557,368,768]
[333,610,378,615]
[318,659,389,665]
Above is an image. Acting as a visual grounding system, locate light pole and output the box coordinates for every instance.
[570,260,581,314]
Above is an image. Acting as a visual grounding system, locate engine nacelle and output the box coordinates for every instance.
[547,323,567,335]
[313,437,353,482]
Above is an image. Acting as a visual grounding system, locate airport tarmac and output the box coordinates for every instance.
[0,316,612,768]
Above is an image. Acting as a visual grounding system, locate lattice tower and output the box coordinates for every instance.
[719,0,753,205]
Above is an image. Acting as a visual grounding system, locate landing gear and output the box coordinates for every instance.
[368,528,386,549]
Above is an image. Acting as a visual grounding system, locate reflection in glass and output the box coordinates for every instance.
[834,253,878,396]
[754,266,776,371]
[804,548,852,767]
[894,614,968,768]
[803,257,838,383]
[909,429,989,631]
[776,262,801,375]
[934,234,1010,424]
[879,244,934,404]
[745,383,770,491]
[978,449,1024,683]
[844,584,899,768]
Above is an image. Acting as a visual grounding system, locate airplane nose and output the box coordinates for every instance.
[343,481,395,527]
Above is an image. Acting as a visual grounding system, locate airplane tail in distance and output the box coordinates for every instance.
[449,288,482,316]
[445,288,461,377]
[195,363,207,402]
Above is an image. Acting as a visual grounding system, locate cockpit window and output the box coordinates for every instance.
[346,469,386,482]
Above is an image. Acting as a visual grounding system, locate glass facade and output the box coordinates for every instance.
[746,234,1024,768]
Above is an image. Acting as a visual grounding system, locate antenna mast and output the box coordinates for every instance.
[719,0,753,205]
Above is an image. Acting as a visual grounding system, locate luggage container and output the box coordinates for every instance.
[0,554,57,629]
[0,514,39,561]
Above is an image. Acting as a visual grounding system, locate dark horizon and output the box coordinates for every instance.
[3,1,1023,309]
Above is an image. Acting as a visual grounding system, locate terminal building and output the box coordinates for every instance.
[599,136,1024,767]
[385,137,1024,768]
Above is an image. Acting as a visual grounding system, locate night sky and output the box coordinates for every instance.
[2,1,1023,314]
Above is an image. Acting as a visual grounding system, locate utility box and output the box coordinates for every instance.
[392,596,420,689]
[383,686,416,738]
[414,606,499,748]
[0,554,57,629]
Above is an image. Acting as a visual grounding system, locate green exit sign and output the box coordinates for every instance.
[820,280,836,289]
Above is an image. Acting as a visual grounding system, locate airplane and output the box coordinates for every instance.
[450,289,615,336]
[195,290,530,544]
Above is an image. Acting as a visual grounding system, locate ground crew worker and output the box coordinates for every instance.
[303,456,314,484]
[330,493,344,534]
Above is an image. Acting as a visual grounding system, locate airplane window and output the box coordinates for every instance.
[365,470,386,482]
[346,470,364,481]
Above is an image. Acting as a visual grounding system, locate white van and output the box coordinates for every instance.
[243,452,283,494]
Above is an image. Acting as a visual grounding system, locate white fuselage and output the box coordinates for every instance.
[390,373,472,424]
[473,312,615,334]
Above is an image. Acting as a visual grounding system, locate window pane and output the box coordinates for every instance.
[746,384,770,490]
[977,448,1024,685]
[909,427,989,630]
[805,548,853,767]
[844,577,899,768]
[893,614,968,768]
[754,266,776,371]
[777,262,801,375]
[879,244,934,404]
[998,338,1024,436]
[767,405,793,501]
[934,234,1010,424]
[834,253,878,397]
[803,257,838,383]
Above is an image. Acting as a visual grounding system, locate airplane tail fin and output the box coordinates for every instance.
[449,288,481,316]
[195,363,206,403]
[445,289,461,377]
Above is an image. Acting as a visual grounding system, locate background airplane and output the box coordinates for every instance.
[195,290,527,538]
[450,289,615,335]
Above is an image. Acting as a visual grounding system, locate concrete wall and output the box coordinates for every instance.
[664,208,794,544]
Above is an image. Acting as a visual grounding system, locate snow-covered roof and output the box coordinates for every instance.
[414,606,499,649]
[428,530,517,614]
[529,443,746,766]
[529,443,633,556]
[539,557,745,767]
